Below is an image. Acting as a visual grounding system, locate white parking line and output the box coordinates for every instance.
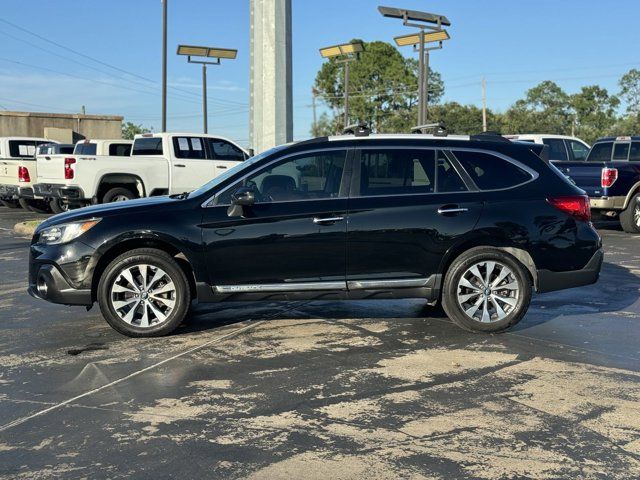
[0,320,264,432]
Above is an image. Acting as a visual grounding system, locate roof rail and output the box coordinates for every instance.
[342,123,370,137]
[411,122,447,136]
[470,131,511,143]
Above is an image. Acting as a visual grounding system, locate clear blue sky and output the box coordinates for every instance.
[0,0,638,146]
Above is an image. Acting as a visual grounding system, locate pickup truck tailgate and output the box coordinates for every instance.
[553,161,604,196]
[0,158,20,184]
[37,154,70,182]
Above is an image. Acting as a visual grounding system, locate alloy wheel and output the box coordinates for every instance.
[634,203,640,228]
[110,264,176,327]
[456,260,520,323]
[111,194,130,202]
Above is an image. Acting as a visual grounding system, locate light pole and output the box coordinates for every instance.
[380,6,451,127]
[177,45,238,134]
[161,0,168,132]
[319,42,364,128]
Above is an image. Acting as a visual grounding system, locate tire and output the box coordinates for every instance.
[441,247,532,333]
[102,187,136,204]
[18,198,51,214]
[49,198,69,214]
[619,194,640,233]
[97,248,191,337]
[0,199,20,209]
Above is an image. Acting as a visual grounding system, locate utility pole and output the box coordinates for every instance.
[343,61,350,127]
[311,88,317,135]
[423,49,430,123]
[202,64,208,133]
[481,77,487,132]
[161,0,168,132]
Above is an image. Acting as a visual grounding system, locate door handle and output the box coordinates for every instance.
[437,206,469,215]
[313,216,344,225]
[175,164,186,167]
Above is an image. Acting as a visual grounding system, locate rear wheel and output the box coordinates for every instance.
[18,198,51,214]
[442,247,532,333]
[97,248,190,337]
[49,198,69,214]
[619,194,640,233]
[0,199,20,209]
[102,187,136,204]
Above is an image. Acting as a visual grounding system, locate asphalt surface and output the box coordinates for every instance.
[0,206,639,479]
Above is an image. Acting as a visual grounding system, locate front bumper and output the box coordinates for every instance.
[28,240,96,306]
[537,248,603,293]
[590,196,626,210]
[33,183,86,201]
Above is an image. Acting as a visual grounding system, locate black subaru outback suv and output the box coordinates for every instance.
[28,132,603,337]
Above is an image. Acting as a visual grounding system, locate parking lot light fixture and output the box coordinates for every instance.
[177,44,238,134]
[379,6,451,125]
[318,41,364,128]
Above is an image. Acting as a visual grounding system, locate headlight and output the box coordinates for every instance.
[38,219,101,245]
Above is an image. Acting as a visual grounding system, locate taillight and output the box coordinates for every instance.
[547,195,591,222]
[601,167,618,188]
[18,166,30,183]
[64,157,76,179]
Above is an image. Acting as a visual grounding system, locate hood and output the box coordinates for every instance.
[38,196,182,230]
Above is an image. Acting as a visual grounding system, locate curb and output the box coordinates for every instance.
[13,221,41,237]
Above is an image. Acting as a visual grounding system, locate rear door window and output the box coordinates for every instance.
[453,150,532,190]
[74,143,97,155]
[436,151,468,192]
[173,137,206,159]
[359,149,436,196]
[132,137,164,156]
[612,142,630,161]
[586,142,613,162]
[207,139,246,161]
[542,138,568,161]
[566,140,590,161]
[108,143,132,156]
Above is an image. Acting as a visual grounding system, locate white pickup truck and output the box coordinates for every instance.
[32,133,249,209]
[0,137,55,210]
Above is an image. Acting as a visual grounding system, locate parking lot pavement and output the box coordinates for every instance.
[0,207,639,479]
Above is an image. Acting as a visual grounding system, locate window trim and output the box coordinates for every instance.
[565,139,590,162]
[201,147,353,208]
[172,136,207,160]
[206,138,247,161]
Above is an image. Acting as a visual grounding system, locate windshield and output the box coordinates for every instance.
[188,144,288,199]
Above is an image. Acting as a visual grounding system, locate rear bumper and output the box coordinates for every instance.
[537,249,603,293]
[33,183,86,201]
[0,184,19,199]
[590,196,625,210]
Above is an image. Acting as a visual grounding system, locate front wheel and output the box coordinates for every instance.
[97,248,191,337]
[442,247,532,333]
[619,194,640,233]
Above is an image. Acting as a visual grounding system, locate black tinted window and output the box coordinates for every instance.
[587,142,612,162]
[360,149,435,196]
[630,142,640,162]
[207,139,245,161]
[542,139,568,161]
[9,141,39,158]
[612,142,630,161]
[454,151,531,190]
[59,145,75,154]
[437,151,468,193]
[218,151,346,204]
[173,137,206,159]
[108,143,132,156]
[567,140,589,161]
[132,137,163,156]
[74,143,97,155]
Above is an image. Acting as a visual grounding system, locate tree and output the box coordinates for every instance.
[570,86,620,143]
[313,40,444,134]
[619,68,640,116]
[310,112,335,136]
[501,81,572,134]
[429,102,501,134]
[121,121,151,140]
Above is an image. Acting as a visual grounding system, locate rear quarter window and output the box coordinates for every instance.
[109,143,132,156]
[612,142,630,161]
[9,141,38,158]
[75,143,97,155]
[630,142,640,162]
[453,150,532,190]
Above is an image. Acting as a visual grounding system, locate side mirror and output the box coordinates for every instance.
[227,186,255,217]
[246,148,255,159]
